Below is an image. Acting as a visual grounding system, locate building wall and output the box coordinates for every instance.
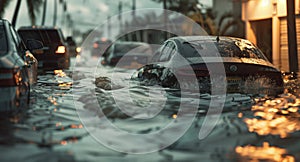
[242,0,300,72]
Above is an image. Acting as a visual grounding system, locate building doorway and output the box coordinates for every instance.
[251,19,272,62]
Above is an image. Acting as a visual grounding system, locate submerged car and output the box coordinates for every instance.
[0,19,41,110]
[18,26,70,70]
[91,38,111,57]
[132,36,283,94]
[101,41,152,68]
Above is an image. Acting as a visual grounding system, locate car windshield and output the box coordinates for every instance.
[114,43,147,56]
[0,25,8,55]
[18,29,62,44]
[182,40,268,60]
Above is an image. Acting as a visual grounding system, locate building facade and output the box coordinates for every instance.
[242,0,300,72]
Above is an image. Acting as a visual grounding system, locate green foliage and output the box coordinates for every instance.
[152,0,244,37]
[153,0,199,15]
[0,0,11,18]
[26,0,43,25]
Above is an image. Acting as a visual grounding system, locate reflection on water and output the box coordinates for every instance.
[54,69,67,77]
[1,57,300,161]
[236,142,295,162]
[244,93,300,138]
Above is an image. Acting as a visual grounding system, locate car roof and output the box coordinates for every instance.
[0,19,10,26]
[18,26,62,30]
[114,41,149,45]
[168,35,248,44]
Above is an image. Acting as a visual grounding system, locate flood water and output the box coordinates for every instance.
[0,55,300,162]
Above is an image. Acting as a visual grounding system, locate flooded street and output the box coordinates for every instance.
[0,55,300,162]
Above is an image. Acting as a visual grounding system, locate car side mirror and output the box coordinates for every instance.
[26,39,43,51]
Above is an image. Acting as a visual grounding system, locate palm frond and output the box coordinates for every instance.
[26,0,43,25]
[0,0,11,18]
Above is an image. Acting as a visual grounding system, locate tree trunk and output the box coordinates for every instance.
[41,0,47,26]
[53,0,57,26]
[12,0,21,27]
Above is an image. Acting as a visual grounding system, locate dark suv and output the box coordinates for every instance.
[18,26,70,70]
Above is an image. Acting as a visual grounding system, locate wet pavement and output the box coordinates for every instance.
[0,55,299,162]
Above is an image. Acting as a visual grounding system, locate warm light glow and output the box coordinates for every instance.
[238,112,243,118]
[76,47,81,53]
[172,114,177,119]
[14,71,21,85]
[261,0,270,7]
[58,82,72,89]
[56,46,66,54]
[236,142,295,162]
[54,69,66,77]
[48,96,58,106]
[243,95,300,138]
[60,140,67,145]
[101,37,107,42]
[93,42,99,48]
[70,124,83,129]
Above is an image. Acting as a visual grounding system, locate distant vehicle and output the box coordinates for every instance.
[66,36,78,57]
[101,41,152,68]
[0,19,41,110]
[91,38,111,57]
[132,36,284,94]
[18,26,70,70]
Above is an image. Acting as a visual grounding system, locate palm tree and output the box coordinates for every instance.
[12,0,21,27]
[0,0,11,18]
[53,0,57,26]
[41,0,47,25]
[11,0,43,27]
[153,0,199,16]
[26,0,43,25]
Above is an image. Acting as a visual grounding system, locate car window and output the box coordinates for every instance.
[9,25,26,54]
[18,29,62,44]
[159,41,176,62]
[182,40,268,61]
[113,43,145,56]
[0,25,8,55]
[234,40,268,60]
[98,41,111,54]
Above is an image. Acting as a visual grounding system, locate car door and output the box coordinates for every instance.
[9,24,37,84]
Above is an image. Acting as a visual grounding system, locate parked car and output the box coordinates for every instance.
[91,38,111,57]
[17,26,70,70]
[0,19,41,110]
[131,36,284,94]
[66,36,78,57]
[101,41,152,68]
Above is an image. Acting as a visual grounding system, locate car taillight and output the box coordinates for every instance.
[93,43,99,49]
[76,47,81,53]
[56,46,66,54]
[0,68,21,86]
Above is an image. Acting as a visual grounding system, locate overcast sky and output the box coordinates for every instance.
[3,0,161,35]
[2,0,213,42]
